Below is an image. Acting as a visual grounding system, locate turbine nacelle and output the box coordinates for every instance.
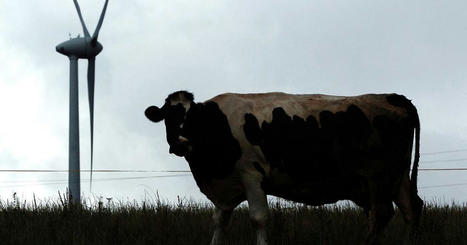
[56,37,103,58]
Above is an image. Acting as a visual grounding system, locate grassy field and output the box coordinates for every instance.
[0,194,465,245]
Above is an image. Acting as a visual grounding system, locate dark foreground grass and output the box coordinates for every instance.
[0,195,465,245]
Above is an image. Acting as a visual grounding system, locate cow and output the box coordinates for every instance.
[145,91,423,245]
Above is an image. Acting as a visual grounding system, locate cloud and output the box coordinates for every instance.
[0,40,64,167]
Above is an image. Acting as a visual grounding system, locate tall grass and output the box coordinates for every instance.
[0,194,465,245]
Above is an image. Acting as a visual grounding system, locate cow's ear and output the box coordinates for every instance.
[145,106,164,122]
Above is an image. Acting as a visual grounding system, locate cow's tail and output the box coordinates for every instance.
[410,108,420,197]
[409,101,423,226]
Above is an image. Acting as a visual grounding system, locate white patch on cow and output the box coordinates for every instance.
[178,135,189,143]
[169,93,191,112]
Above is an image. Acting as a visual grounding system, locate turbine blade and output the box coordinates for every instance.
[87,58,95,191]
[73,0,91,38]
[91,0,109,43]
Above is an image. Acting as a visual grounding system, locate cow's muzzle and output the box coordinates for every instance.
[169,136,190,157]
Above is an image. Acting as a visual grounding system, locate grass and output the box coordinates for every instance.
[0,193,465,245]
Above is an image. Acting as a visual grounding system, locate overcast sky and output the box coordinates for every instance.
[0,0,466,205]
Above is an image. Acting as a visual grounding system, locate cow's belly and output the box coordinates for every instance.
[262,169,368,206]
[196,174,246,210]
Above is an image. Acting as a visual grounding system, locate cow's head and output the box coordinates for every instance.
[145,91,194,157]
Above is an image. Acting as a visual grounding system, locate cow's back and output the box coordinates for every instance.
[208,92,409,138]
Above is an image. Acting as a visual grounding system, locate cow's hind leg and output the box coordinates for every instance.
[394,172,423,243]
[210,207,233,245]
[366,201,394,245]
[366,181,395,245]
[394,172,423,226]
[243,175,269,245]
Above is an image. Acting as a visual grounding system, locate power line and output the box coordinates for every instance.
[0,171,465,190]
[0,169,191,173]
[1,174,192,184]
[0,168,466,173]
[420,182,467,189]
[419,168,467,171]
[421,158,467,164]
[421,149,467,155]
[0,174,192,189]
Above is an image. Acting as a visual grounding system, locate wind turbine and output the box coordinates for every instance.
[56,0,109,203]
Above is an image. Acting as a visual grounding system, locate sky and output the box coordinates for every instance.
[0,0,467,205]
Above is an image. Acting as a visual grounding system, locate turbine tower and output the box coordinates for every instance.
[56,0,109,203]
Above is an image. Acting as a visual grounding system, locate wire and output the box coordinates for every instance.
[0,174,192,189]
[421,149,467,155]
[0,174,193,184]
[419,168,467,171]
[0,168,466,173]
[0,170,465,190]
[0,169,191,173]
[421,158,467,164]
[420,182,467,189]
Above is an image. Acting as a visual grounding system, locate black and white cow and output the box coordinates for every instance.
[145,91,423,245]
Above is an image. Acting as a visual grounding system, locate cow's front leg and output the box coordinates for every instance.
[210,207,233,245]
[243,176,269,245]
